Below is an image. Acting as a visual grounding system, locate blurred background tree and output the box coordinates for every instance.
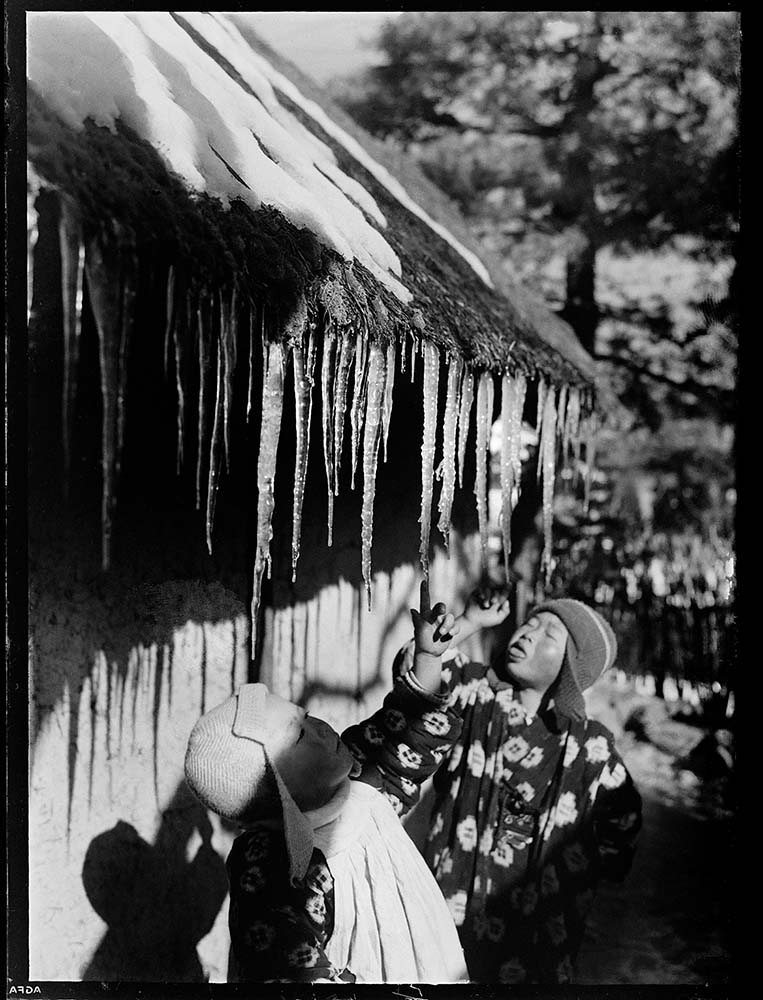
[332,10,739,703]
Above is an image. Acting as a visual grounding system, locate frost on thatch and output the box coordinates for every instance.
[26,12,599,651]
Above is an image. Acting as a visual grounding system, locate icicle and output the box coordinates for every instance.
[350,329,369,489]
[85,238,127,571]
[583,412,598,514]
[195,296,211,511]
[457,368,475,488]
[553,383,568,496]
[291,326,317,581]
[206,322,224,555]
[509,373,528,509]
[27,174,40,323]
[474,371,494,571]
[163,265,175,379]
[436,354,463,551]
[565,385,582,472]
[321,327,337,546]
[251,341,286,656]
[246,305,255,421]
[556,384,568,449]
[539,385,558,587]
[499,372,527,573]
[400,331,407,374]
[222,286,238,473]
[58,200,85,496]
[535,377,547,482]
[115,253,136,482]
[361,342,386,608]
[174,291,189,474]
[419,341,441,577]
[410,333,418,384]
[332,329,356,495]
[381,338,396,463]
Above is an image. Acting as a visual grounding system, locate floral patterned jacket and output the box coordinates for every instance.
[226,671,462,982]
[403,648,642,984]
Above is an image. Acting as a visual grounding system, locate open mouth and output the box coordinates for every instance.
[507,638,529,661]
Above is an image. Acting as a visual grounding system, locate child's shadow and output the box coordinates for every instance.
[81,784,229,981]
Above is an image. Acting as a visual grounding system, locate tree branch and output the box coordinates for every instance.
[593,352,732,403]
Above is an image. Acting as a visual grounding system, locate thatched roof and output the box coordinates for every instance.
[28,11,592,387]
[26,12,599,646]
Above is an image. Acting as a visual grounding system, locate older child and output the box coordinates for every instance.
[395,587,642,984]
[184,583,469,984]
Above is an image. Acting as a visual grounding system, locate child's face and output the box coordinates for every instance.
[503,611,568,692]
[265,694,360,811]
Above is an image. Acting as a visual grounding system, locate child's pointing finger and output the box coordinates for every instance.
[420,579,431,615]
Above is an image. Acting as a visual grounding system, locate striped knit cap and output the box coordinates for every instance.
[531,599,618,721]
[184,683,314,884]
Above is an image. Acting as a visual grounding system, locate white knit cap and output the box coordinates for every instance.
[184,683,314,883]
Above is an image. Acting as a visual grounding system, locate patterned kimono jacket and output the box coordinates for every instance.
[397,646,642,984]
[226,672,464,983]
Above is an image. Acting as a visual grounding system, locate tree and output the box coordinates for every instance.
[335,11,739,403]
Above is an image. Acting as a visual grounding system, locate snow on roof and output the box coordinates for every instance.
[27,10,493,303]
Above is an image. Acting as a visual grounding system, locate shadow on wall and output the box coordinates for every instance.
[81,782,230,982]
[29,575,248,835]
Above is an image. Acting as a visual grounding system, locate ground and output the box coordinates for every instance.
[577,678,733,985]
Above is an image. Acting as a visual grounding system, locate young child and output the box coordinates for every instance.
[395,586,642,984]
[184,583,469,984]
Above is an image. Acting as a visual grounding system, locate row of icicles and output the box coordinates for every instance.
[40,206,597,656]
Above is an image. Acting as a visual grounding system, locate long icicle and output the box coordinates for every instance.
[361,342,386,608]
[556,383,568,451]
[535,377,547,482]
[163,264,175,379]
[350,329,369,490]
[27,172,41,323]
[419,340,440,578]
[500,375,516,574]
[115,252,136,483]
[246,304,255,421]
[474,371,494,571]
[583,411,598,514]
[457,368,475,488]
[251,340,286,657]
[381,338,397,463]
[58,200,86,497]
[320,326,337,546]
[565,385,582,476]
[332,328,356,496]
[85,238,123,571]
[222,285,238,473]
[436,354,463,551]
[206,315,224,555]
[291,325,316,581]
[174,288,189,474]
[195,295,211,511]
[539,385,558,587]
[499,372,528,574]
[509,372,528,510]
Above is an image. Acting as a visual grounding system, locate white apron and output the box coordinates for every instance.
[307,780,469,984]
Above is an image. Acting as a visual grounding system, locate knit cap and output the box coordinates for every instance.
[531,598,618,721]
[184,683,314,883]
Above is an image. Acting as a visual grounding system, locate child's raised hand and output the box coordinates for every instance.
[410,580,460,657]
[464,585,511,630]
